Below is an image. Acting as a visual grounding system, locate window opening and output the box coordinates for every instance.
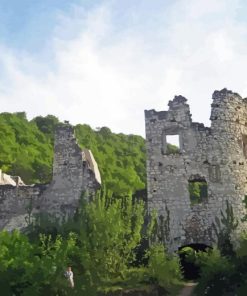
[189,177,208,205]
[165,134,180,154]
[178,244,212,280]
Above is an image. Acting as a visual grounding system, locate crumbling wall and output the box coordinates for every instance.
[39,124,100,218]
[0,123,101,231]
[0,184,47,230]
[145,89,247,252]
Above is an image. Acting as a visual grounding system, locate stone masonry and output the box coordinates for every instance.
[145,89,247,252]
[0,123,101,231]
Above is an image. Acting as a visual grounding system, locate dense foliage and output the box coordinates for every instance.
[0,112,55,183]
[180,202,247,295]
[0,113,146,195]
[75,125,146,195]
[185,239,247,296]
[0,193,182,295]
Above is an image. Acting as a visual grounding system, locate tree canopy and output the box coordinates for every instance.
[0,113,146,195]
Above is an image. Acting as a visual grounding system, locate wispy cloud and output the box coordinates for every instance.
[0,0,247,135]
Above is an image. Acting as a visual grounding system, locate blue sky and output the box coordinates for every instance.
[1,0,247,135]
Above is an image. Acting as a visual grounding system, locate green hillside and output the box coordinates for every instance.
[0,112,54,184]
[0,112,180,195]
[0,112,146,195]
[75,125,146,195]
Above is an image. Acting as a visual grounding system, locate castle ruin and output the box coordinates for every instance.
[0,123,101,231]
[145,89,247,252]
[1,88,247,252]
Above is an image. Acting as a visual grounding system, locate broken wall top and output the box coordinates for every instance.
[145,88,247,133]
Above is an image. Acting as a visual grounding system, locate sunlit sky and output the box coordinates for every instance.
[1,0,247,136]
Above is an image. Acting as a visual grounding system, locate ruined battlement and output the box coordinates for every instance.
[145,95,191,125]
[146,89,247,133]
[145,89,247,252]
[0,124,101,231]
[210,89,247,127]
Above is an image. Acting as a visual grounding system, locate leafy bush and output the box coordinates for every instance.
[0,230,76,295]
[0,192,185,295]
[193,203,246,295]
[147,244,182,289]
[23,191,149,293]
[194,248,235,295]
[193,233,247,295]
[71,192,146,287]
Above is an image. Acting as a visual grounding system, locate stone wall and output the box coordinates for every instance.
[0,123,101,231]
[145,89,247,252]
[0,184,47,230]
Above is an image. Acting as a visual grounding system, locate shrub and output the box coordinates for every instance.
[0,230,77,295]
[194,248,235,295]
[147,244,182,289]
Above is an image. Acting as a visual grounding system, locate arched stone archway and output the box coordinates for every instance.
[178,243,212,280]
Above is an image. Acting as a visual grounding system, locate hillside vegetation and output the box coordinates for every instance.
[0,112,55,184]
[0,112,146,195]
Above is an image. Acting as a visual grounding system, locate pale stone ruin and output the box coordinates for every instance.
[0,123,101,231]
[145,88,247,252]
[1,88,247,253]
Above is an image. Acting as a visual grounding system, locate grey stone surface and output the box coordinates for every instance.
[145,88,247,252]
[0,123,101,230]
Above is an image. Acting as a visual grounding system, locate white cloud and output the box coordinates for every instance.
[0,0,247,136]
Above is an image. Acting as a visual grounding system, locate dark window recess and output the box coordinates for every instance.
[243,135,247,158]
[189,177,208,205]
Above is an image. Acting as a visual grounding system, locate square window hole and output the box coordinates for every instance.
[189,178,208,205]
[166,135,180,154]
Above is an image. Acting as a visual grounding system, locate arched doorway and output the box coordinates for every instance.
[178,243,212,280]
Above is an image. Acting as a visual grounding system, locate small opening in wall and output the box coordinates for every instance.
[242,135,247,158]
[188,177,208,205]
[178,244,212,280]
[166,135,180,154]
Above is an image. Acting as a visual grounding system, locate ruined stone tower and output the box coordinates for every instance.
[40,124,101,217]
[145,89,247,252]
[0,123,101,230]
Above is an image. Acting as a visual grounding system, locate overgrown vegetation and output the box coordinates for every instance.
[180,202,247,295]
[0,112,55,183]
[188,181,208,205]
[0,192,182,295]
[3,112,247,295]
